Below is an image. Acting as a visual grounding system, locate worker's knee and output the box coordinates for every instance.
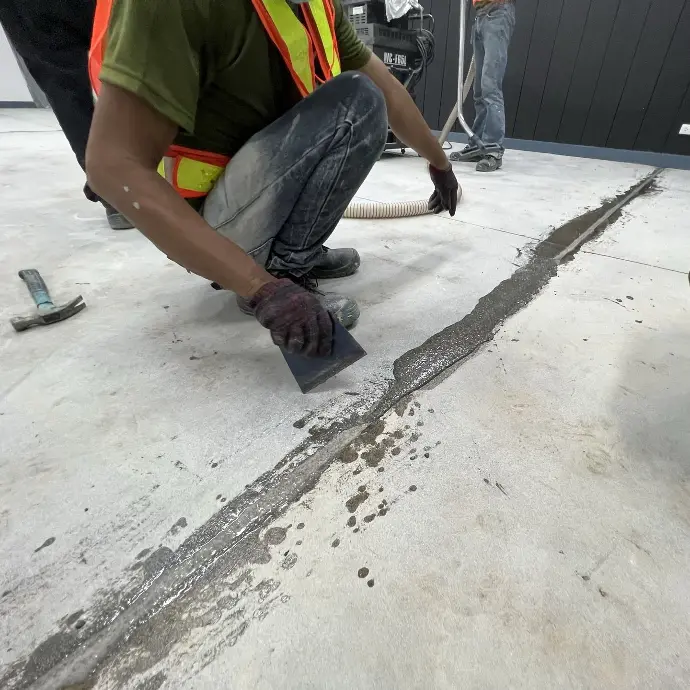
[328,72,387,134]
[356,74,388,146]
[344,71,386,111]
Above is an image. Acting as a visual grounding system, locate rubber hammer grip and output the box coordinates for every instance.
[18,269,53,310]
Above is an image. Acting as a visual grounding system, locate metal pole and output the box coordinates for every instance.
[437,55,475,144]
[456,0,480,145]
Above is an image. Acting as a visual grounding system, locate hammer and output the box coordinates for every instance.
[10,269,86,332]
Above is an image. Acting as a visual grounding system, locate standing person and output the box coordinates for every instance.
[0,0,132,229]
[85,0,459,358]
[453,0,516,172]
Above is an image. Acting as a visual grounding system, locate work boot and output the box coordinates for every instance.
[103,201,135,230]
[476,155,503,173]
[450,144,483,163]
[308,247,360,280]
[237,273,360,329]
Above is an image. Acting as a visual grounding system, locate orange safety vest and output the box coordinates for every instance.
[89,0,341,199]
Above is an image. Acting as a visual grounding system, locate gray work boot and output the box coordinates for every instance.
[308,247,360,279]
[450,144,483,163]
[476,155,503,172]
[236,273,360,329]
[103,201,135,230]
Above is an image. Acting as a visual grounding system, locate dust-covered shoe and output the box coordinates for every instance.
[450,144,483,163]
[476,155,503,172]
[308,247,360,280]
[104,201,135,230]
[237,273,360,329]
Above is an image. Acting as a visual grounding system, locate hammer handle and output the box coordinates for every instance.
[18,269,53,310]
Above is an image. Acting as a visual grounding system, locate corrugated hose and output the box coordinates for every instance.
[343,57,475,220]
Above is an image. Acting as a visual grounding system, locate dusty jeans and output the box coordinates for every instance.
[203,73,388,277]
[472,1,516,155]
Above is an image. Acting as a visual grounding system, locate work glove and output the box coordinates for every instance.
[428,163,459,216]
[248,279,335,357]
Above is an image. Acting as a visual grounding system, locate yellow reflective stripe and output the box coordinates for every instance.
[157,157,176,187]
[176,158,225,193]
[157,157,224,194]
[261,0,314,93]
[309,0,341,76]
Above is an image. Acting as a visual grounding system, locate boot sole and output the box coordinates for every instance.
[107,213,135,230]
[450,152,483,163]
[476,159,503,173]
[330,299,360,329]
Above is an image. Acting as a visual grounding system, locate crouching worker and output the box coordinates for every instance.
[86,0,459,356]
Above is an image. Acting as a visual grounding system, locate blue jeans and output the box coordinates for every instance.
[203,73,388,276]
[472,1,516,154]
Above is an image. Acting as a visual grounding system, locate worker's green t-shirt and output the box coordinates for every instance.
[100,0,371,157]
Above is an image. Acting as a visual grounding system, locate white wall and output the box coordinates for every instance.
[0,24,33,103]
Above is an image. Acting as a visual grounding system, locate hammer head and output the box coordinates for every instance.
[11,295,86,332]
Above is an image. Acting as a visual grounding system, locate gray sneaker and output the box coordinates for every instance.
[237,273,360,329]
[103,201,135,230]
[450,144,483,163]
[309,247,360,279]
[476,155,503,172]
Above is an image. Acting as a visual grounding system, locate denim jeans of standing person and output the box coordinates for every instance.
[203,72,388,277]
[472,1,516,158]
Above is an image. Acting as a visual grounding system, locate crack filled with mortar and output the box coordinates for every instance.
[2,169,662,690]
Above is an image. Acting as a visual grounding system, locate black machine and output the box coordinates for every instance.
[344,0,436,152]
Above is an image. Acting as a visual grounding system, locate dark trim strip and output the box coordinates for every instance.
[439,131,690,171]
[0,102,37,108]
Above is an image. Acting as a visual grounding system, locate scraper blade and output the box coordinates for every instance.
[281,321,366,393]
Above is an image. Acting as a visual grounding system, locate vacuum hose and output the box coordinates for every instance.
[344,198,431,219]
[344,57,476,220]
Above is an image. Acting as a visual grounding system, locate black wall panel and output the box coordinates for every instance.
[437,0,465,134]
[555,0,622,144]
[532,0,592,143]
[635,0,690,154]
[420,0,690,156]
[512,0,564,140]
[580,0,652,148]
[606,0,685,151]
[501,0,538,136]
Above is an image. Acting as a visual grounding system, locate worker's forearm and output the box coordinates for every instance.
[386,82,449,170]
[87,163,274,297]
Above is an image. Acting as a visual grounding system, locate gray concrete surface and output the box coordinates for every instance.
[1,110,688,689]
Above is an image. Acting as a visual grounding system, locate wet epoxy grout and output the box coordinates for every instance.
[3,168,665,690]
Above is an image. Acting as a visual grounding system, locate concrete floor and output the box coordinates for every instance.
[1,110,689,689]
